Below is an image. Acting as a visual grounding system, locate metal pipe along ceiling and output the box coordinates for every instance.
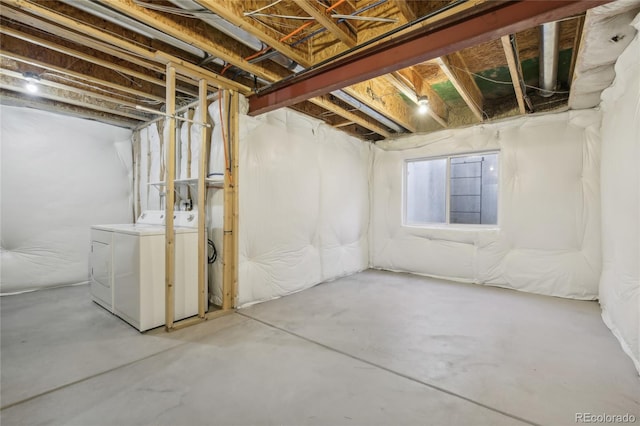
[65,0,405,133]
[168,0,404,133]
[538,22,560,97]
[59,0,206,58]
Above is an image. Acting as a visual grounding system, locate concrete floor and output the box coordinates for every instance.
[1,270,638,425]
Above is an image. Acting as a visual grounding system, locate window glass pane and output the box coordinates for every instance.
[449,153,498,224]
[406,158,447,224]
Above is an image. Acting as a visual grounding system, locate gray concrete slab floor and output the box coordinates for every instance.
[1,270,638,425]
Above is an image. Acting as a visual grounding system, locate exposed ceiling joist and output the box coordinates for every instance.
[0,88,140,127]
[308,95,392,139]
[390,70,448,128]
[0,49,164,104]
[343,78,415,132]
[568,16,586,89]
[194,0,311,67]
[500,35,527,115]
[435,53,484,121]
[248,0,610,115]
[291,0,357,48]
[391,0,417,22]
[0,69,150,121]
[93,0,286,82]
[0,26,184,95]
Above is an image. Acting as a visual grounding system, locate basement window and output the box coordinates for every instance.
[405,152,499,226]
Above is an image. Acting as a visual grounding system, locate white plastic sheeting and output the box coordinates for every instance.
[237,106,370,306]
[599,12,640,373]
[570,0,640,110]
[1,106,132,293]
[371,109,602,299]
[134,99,369,307]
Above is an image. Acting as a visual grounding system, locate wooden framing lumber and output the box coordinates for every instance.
[0,50,164,103]
[308,95,391,138]
[0,88,140,127]
[0,67,151,120]
[164,64,177,331]
[568,16,585,89]
[0,26,194,96]
[500,35,526,115]
[194,0,310,67]
[222,90,236,310]
[95,0,286,82]
[197,79,208,318]
[343,77,416,132]
[292,0,357,48]
[435,53,484,121]
[385,72,448,128]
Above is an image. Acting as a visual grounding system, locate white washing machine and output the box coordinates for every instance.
[90,210,201,331]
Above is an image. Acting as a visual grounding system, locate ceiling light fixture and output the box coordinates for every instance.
[417,96,429,115]
[23,72,40,94]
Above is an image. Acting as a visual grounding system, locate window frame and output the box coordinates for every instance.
[403,150,501,228]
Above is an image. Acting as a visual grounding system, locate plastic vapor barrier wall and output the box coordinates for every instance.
[370,109,602,300]
[237,106,369,306]
[1,106,133,293]
[134,99,369,307]
[599,13,640,373]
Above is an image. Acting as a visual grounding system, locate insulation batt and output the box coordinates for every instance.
[598,11,640,374]
[0,106,132,293]
[371,109,602,300]
[236,103,370,307]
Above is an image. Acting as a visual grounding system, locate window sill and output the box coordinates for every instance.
[403,223,500,232]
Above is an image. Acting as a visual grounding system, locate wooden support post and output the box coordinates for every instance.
[165,65,177,331]
[230,91,240,309]
[222,90,239,310]
[197,79,209,318]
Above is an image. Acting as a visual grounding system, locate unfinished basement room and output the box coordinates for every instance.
[1,0,639,425]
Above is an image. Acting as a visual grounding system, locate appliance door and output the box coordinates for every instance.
[90,229,113,311]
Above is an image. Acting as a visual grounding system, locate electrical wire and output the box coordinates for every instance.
[41,72,163,104]
[448,64,571,95]
[208,239,217,263]
[244,0,283,17]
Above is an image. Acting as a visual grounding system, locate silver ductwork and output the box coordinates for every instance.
[59,0,207,58]
[167,0,298,70]
[538,22,560,98]
[329,90,404,132]
[66,0,404,133]
[168,0,404,132]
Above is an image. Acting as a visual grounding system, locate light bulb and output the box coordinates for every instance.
[417,96,429,115]
[26,82,38,93]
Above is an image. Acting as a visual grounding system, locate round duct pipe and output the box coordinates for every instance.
[538,22,560,98]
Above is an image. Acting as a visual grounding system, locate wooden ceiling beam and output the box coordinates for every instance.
[0,69,150,121]
[0,5,162,73]
[387,71,448,128]
[249,0,609,115]
[435,53,484,121]
[343,78,416,132]
[500,35,526,115]
[93,0,286,82]
[0,49,165,103]
[0,26,178,94]
[392,0,417,22]
[194,0,311,67]
[1,2,246,93]
[291,0,357,48]
[308,95,391,138]
[0,88,140,128]
[568,16,585,88]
